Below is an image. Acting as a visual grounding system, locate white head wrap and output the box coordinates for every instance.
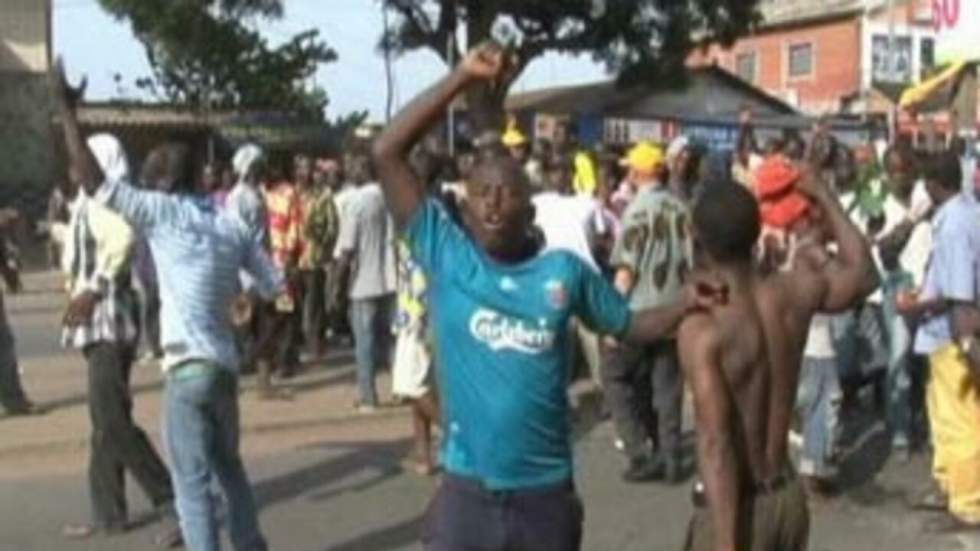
[233,143,265,185]
[86,133,130,184]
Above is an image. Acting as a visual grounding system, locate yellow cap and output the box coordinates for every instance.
[623,141,664,173]
[501,118,528,147]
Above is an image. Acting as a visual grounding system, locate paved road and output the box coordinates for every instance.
[0,417,975,551]
[2,272,979,550]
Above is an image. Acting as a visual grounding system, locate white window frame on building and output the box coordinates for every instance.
[860,21,937,90]
[787,41,815,81]
[735,51,758,84]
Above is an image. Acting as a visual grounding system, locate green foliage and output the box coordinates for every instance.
[852,157,888,220]
[98,0,336,118]
[381,0,763,130]
[329,110,371,144]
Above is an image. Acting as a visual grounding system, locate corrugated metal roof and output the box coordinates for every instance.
[757,0,921,28]
[505,66,798,121]
[758,0,864,27]
[77,103,234,128]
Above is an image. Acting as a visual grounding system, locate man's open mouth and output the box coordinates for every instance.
[483,215,505,232]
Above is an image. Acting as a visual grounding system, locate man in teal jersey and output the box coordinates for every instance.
[372,42,710,551]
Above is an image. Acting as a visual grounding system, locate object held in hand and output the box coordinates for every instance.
[895,289,919,313]
[230,294,255,328]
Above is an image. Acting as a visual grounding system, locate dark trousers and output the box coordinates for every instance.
[0,296,30,411]
[422,474,583,551]
[251,305,300,388]
[301,268,327,356]
[142,292,162,357]
[277,306,302,373]
[602,340,683,463]
[324,262,351,339]
[84,342,173,527]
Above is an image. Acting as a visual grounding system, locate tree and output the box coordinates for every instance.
[381,0,763,132]
[98,0,336,119]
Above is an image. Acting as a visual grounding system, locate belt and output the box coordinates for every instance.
[167,361,231,382]
[442,473,575,499]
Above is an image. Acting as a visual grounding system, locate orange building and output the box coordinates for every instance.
[688,0,976,143]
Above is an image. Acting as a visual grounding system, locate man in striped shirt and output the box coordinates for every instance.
[53,62,284,551]
[60,135,178,545]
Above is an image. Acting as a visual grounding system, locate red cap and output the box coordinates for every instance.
[754,156,810,229]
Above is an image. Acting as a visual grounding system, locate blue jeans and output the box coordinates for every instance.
[164,362,267,551]
[831,305,887,387]
[881,271,918,447]
[350,295,395,407]
[796,357,841,479]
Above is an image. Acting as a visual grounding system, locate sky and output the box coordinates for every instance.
[52,0,608,122]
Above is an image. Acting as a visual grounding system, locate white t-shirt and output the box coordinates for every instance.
[805,314,836,359]
[332,184,362,260]
[841,180,932,303]
[532,191,606,272]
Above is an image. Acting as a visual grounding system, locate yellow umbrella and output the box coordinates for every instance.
[899,60,968,109]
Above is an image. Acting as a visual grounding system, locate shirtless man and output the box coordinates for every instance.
[678,167,876,550]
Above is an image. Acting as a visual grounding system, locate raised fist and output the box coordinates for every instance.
[459,41,512,82]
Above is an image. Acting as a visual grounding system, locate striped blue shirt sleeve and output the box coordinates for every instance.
[96,179,181,232]
[932,202,979,304]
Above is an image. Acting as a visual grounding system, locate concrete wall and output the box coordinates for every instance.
[0,0,50,72]
[0,0,53,223]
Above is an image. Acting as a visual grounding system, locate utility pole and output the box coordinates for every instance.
[382,0,394,123]
[447,29,456,156]
[887,0,898,142]
[204,2,220,164]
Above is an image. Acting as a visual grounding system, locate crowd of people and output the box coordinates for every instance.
[0,43,979,550]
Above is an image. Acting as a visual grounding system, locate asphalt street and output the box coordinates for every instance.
[1,272,978,550]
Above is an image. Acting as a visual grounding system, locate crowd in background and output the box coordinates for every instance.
[2,87,980,546]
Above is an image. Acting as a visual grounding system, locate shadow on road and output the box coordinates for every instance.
[41,379,165,412]
[833,407,907,507]
[253,438,413,511]
[37,353,358,414]
[322,514,423,551]
[278,361,355,397]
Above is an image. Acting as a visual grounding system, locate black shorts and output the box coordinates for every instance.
[422,473,583,551]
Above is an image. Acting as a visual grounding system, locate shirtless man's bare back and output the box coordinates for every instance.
[678,166,876,551]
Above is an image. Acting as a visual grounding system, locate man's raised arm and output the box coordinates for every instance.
[795,167,877,313]
[372,42,509,228]
[50,60,103,197]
